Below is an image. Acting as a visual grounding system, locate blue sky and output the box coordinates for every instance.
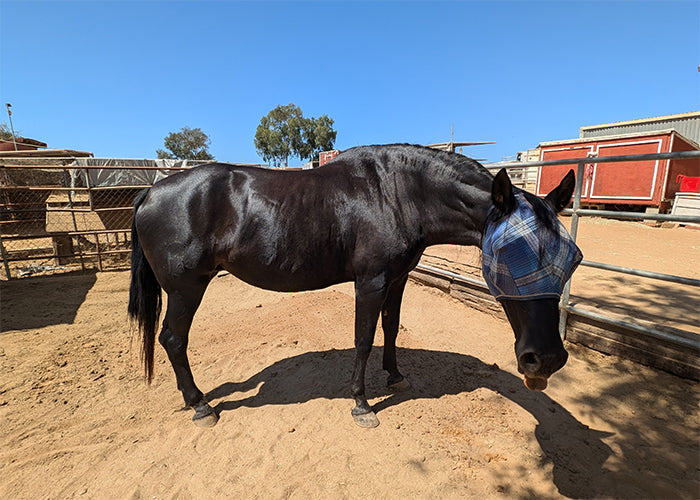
[1,0,698,164]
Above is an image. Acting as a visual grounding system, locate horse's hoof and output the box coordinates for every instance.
[388,377,411,392]
[352,411,380,428]
[192,402,219,427]
[193,411,219,427]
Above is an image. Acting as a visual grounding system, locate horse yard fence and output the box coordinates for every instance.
[1,151,699,379]
[0,158,214,279]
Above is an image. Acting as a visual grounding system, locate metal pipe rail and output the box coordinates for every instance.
[0,228,131,240]
[416,263,487,288]
[1,246,131,264]
[581,259,700,287]
[0,185,152,191]
[485,149,700,170]
[0,164,186,171]
[564,208,700,224]
[0,162,263,170]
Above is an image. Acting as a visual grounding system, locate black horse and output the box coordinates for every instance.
[128,144,579,427]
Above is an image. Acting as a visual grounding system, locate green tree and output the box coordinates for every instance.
[0,122,16,142]
[300,114,337,161]
[254,104,337,167]
[157,127,214,160]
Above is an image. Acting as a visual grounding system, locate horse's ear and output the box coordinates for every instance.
[492,168,516,215]
[544,169,575,213]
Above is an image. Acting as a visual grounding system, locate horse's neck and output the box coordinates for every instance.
[420,173,492,248]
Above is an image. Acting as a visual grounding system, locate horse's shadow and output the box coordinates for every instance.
[207,347,613,499]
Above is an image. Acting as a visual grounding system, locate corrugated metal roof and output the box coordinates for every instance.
[540,129,700,150]
[0,148,94,158]
[580,111,700,144]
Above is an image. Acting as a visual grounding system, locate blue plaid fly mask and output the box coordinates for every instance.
[481,191,583,301]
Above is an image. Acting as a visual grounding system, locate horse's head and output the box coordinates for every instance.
[482,168,582,391]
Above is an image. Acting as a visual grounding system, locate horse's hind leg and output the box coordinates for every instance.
[159,278,218,427]
[382,275,410,391]
[350,278,386,428]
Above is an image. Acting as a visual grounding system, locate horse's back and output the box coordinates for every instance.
[135,163,363,291]
[133,147,457,292]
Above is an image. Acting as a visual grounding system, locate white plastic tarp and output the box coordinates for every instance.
[71,158,193,187]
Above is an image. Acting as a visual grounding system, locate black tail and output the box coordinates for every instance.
[127,189,162,383]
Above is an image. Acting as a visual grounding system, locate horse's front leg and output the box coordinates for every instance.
[382,274,411,391]
[350,278,386,428]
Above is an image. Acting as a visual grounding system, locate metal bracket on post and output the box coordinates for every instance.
[558,161,586,339]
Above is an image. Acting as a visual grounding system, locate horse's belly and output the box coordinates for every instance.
[221,260,351,293]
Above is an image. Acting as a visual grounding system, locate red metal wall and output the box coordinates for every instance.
[666,135,700,196]
[319,150,340,166]
[537,131,699,208]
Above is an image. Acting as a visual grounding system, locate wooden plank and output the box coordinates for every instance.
[409,267,451,293]
[568,311,699,357]
[567,322,699,381]
[450,282,505,320]
[410,267,504,319]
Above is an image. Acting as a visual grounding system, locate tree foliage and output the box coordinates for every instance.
[254,104,337,167]
[157,127,214,160]
[0,122,16,142]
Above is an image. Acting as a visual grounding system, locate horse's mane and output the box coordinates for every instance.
[338,143,492,183]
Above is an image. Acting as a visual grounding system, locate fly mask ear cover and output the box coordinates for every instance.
[481,192,583,301]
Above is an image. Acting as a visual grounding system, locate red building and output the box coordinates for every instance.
[0,137,47,151]
[319,149,340,166]
[536,115,700,210]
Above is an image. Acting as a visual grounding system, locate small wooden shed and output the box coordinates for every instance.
[536,130,700,210]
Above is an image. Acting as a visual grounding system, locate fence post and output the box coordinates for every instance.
[558,160,586,339]
[95,233,103,271]
[0,232,12,279]
[66,176,86,271]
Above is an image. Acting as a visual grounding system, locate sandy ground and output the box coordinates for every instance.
[1,219,699,500]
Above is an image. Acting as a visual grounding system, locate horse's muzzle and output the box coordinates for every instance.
[517,348,568,391]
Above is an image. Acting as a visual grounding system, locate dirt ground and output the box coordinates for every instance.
[1,219,699,500]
